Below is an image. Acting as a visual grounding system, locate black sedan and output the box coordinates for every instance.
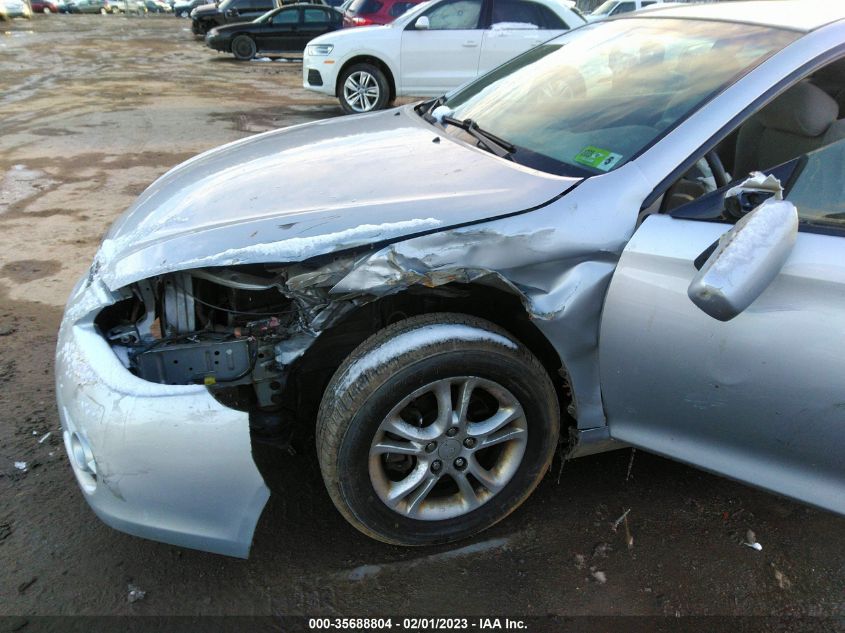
[205,5,342,60]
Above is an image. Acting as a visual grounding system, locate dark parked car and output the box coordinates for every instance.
[191,0,275,35]
[145,0,171,10]
[173,0,202,16]
[206,5,341,59]
[342,0,421,27]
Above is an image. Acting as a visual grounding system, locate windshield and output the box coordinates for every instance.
[254,6,274,20]
[438,19,798,177]
[591,0,617,16]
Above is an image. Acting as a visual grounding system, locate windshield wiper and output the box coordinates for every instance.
[419,95,447,122]
[439,115,516,159]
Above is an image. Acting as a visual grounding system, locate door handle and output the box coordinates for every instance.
[462,41,478,47]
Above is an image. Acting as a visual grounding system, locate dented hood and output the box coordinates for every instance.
[97,105,579,290]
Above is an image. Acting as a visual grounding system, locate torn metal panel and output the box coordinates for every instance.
[319,161,654,429]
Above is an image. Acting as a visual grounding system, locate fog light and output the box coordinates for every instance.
[70,432,97,476]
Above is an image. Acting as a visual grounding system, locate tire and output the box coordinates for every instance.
[99,6,106,13]
[316,313,560,545]
[338,62,389,114]
[230,34,256,61]
[43,6,52,12]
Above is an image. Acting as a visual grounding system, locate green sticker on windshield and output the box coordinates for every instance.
[573,146,623,171]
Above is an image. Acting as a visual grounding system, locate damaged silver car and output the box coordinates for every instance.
[57,1,845,557]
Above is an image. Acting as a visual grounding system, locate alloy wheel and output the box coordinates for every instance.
[343,70,380,112]
[368,376,527,520]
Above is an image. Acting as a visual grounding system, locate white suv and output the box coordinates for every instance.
[585,0,665,22]
[303,0,585,113]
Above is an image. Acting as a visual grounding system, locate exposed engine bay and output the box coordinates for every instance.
[95,266,312,416]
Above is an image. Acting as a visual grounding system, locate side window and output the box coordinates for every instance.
[536,4,565,29]
[491,0,542,28]
[303,7,329,22]
[389,1,414,17]
[610,1,635,15]
[785,139,845,230]
[658,56,845,219]
[348,0,382,15]
[424,0,482,29]
[271,8,298,23]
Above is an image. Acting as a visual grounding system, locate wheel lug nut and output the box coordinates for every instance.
[431,460,442,473]
[446,427,458,437]
[425,441,437,453]
[463,437,476,448]
[454,457,467,470]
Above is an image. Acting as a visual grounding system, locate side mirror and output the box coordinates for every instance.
[414,15,429,29]
[688,200,798,322]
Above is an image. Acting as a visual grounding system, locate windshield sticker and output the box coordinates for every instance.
[573,146,623,172]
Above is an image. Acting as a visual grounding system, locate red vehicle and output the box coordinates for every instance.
[342,0,422,26]
[31,0,59,11]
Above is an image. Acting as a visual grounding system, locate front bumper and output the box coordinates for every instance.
[55,276,270,558]
[302,53,338,96]
[205,33,228,52]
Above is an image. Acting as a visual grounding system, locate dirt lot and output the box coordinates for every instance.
[1,14,845,627]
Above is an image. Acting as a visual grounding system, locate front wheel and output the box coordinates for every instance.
[230,34,256,60]
[338,62,389,114]
[316,313,560,545]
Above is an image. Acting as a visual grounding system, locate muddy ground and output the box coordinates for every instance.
[1,14,844,627]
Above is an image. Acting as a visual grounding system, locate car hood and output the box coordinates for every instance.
[95,105,580,290]
[214,21,256,33]
[311,22,392,44]
[192,2,216,14]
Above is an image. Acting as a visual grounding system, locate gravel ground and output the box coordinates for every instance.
[1,14,844,628]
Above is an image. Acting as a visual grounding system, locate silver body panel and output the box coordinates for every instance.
[56,280,270,558]
[96,106,577,291]
[55,13,845,555]
[600,215,845,515]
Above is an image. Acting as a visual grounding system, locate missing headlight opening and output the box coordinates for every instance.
[95,265,305,421]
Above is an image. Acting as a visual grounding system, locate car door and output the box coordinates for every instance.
[225,0,263,22]
[298,7,336,50]
[599,139,845,515]
[263,6,299,51]
[399,0,484,95]
[479,0,567,74]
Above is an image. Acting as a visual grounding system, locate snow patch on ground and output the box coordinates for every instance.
[337,324,517,393]
[345,537,510,581]
[0,165,57,215]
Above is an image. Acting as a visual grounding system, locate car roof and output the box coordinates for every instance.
[632,0,845,33]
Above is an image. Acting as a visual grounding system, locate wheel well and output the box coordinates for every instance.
[336,55,396,103]
[285,283,572,435]
[229,31,253,49]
